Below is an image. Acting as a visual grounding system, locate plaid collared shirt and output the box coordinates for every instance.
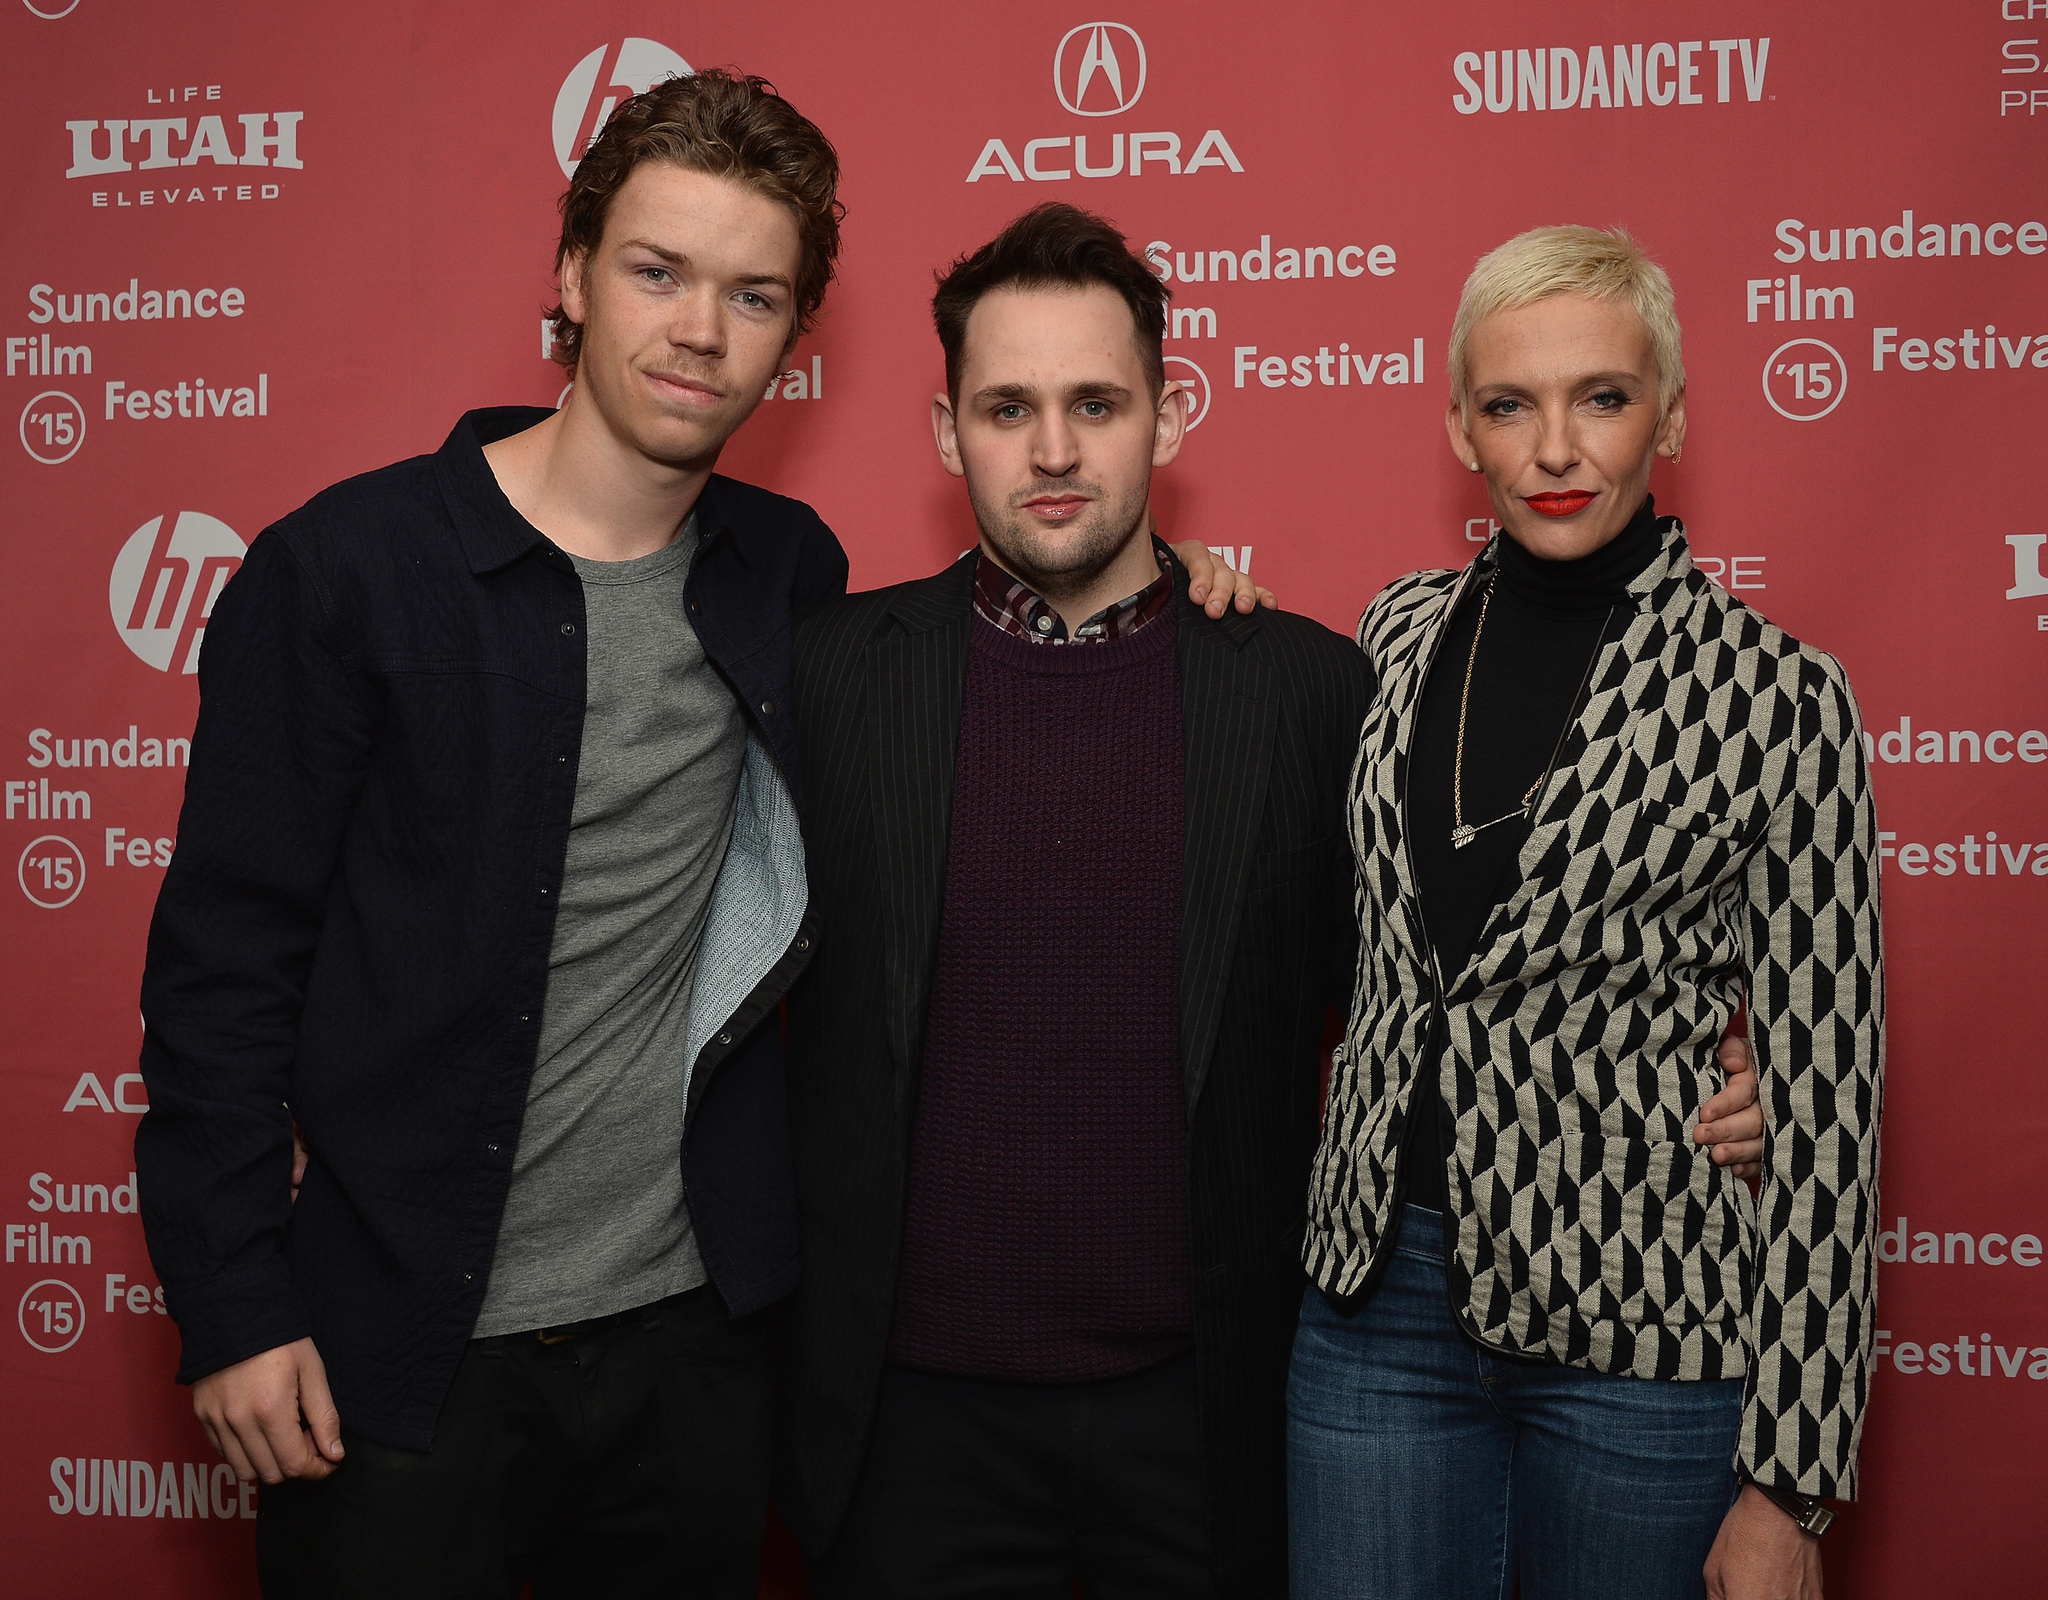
[972,539,1174,644]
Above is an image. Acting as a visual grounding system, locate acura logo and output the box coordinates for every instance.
[1055,22,1146,116]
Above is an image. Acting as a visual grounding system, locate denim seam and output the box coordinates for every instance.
[1493,1430,1517,1600]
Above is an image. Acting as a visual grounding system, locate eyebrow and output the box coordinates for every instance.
[617,238,792,291]
[969,380,1136,406]
[1475,369,1646,397]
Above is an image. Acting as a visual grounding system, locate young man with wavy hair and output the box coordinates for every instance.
[133,68,845,1599]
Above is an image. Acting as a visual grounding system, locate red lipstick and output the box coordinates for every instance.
[1525,491,1597,518]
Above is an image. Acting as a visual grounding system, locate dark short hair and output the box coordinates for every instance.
[931,203,1170,400]
[548,68,842,371]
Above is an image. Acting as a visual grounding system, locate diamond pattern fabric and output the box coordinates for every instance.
[1306,521,1886,1498]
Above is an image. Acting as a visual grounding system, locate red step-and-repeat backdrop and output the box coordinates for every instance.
[2,1,2042,1594]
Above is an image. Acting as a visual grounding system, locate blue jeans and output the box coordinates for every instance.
[1287,1205,1743,1600]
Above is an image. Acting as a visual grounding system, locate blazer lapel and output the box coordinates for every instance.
[1383,555,1483,918]
[1447,521,1697,999]
[867,554,976,1115]
[1177,594,1276,1112]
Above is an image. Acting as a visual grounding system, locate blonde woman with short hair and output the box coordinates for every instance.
[1289,227,1884,1600]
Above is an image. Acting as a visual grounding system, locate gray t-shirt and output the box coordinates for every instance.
[474,518,746,1336]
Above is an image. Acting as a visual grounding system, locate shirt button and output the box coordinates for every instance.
[1035,615,1053,633]
[759,700,775,717]
[557,755,568,766]
[716,1030,732,1046]
[560,622,576,636]
[689,600,702,614]
[462,1272,474,1284]
[794,936,810,953]
[487,1143,500,1154]
[518,1013,530,1024]
[539,887,549,898]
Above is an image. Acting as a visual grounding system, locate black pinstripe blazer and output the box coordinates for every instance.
[774,550,1372,1596]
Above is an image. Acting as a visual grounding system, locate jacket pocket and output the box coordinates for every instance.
[1638,798,1756,843]
[1517,1132,1748,1334]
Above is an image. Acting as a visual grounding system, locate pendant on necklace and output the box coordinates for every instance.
[1451,825,1477,850]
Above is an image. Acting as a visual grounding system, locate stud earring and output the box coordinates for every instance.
[1467,460,1481,472]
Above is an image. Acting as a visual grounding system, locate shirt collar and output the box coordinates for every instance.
[972,536,1175,644]
[436,406,735,576]
[434,408,558,575]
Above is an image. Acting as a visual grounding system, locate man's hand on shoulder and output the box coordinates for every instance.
[193,1337,345,1485]
[1174,540,1275,618]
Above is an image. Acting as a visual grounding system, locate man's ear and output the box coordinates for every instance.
[559,248,590,327]
[1151,380,1189,468]
[931,392,966,479]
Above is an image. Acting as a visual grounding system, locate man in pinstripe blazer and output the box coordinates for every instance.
[772,206,1373,1597]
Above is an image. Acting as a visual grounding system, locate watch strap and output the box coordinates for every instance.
[1742,1471,1836,1538]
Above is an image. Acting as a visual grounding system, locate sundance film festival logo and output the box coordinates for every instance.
[1056,22,1146,115]
[1761,337,1846,421]
[20,390,85,465]
[554,39,692,178]
[19,1280,86,1354]
[108,512,244,675]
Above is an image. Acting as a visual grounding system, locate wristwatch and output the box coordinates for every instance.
[1741,1469,1836,1537]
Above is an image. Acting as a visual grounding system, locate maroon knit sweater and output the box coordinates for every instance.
[886,605,1190,1383]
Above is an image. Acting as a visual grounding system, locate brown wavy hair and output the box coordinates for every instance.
[547,68,842,371]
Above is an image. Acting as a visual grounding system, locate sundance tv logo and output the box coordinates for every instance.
[108,512,245,675]
[1056,22,1146,115]
[553,39,692,177]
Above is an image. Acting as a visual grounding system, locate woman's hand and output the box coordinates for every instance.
[1705,1485,1824,1600]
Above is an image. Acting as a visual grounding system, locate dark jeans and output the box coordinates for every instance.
[809,1352,1215,1600]
[256,1284,771,1600]
[1286,1204,1743,1600]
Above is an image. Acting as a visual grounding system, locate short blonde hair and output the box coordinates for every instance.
[1447,225,1684,413]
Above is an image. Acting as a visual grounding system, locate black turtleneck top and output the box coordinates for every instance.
[1400,497,1662,1218]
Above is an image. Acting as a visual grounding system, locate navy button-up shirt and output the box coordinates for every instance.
[135,408,847,1448]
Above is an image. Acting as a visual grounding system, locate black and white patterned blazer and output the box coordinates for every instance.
[1306,520,1885,1498]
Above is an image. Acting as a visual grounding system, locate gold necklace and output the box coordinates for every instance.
[1450,573,1544,850]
